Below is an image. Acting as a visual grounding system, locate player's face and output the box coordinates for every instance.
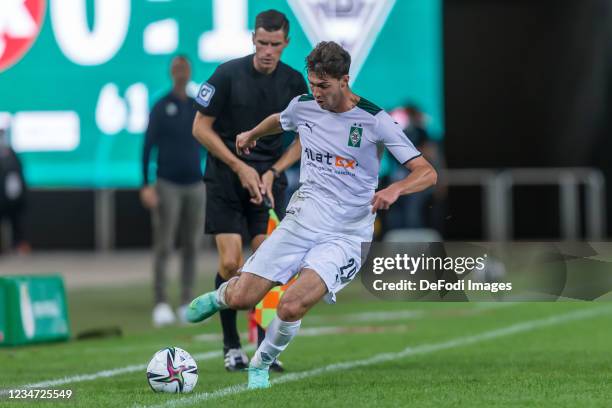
[252,28,288,72]
[171,58,191,85]
[308,72,348,112]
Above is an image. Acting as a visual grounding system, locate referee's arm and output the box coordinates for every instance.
[192,111,265,204]
[271,137,301,173]
[261,137,302,208]
[193,112,243,171]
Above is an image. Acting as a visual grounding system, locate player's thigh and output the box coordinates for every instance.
[241,217,314,286]
[226,272,276,310]
[277,268,327,321]
[301,235,363,304]
[215,233,243,278]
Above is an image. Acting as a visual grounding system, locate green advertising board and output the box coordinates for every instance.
[0,0,442,187]
[0,275,70,346]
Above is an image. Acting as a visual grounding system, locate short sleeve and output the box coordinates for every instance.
[194,65,230,117]
[376,111,422,164]
[279,95,301,132]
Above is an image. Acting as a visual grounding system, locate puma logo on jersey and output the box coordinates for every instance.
[303,122,315,131]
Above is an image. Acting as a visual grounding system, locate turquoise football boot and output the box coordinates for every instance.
[186,291,220,323]
[247,366,271,389]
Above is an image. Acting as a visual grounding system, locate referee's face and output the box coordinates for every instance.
[252,28,288,74]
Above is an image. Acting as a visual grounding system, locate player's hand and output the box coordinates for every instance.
[236,131,257,156]
[236,163,264,204]
[371,186,400,213]
[140,186,159,209]
[262,170,275,209]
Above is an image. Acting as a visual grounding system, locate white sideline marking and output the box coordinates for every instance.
[0,304,518,394]
[140,306,612,408]
[0,346,255,396]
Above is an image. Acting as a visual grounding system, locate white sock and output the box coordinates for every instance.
[215,277,238,309]
[250,316,301,368]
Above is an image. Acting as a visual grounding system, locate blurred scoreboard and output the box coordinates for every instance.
[0,0,442,187]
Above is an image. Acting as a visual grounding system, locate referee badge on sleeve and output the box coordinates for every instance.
[196,82,215,107]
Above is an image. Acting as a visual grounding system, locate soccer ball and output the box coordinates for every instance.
[146,347,198,393]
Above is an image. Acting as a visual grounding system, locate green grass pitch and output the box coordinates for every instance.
[1,278,611,407]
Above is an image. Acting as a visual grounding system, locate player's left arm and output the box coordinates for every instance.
[371,111,437,213]
[371,156,437,213]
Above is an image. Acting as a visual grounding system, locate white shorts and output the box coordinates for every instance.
[241,190,373,303]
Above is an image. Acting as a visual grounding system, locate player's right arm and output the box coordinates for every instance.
[236,93,303,155]
[235,113,282,156]
[192,112,264,204]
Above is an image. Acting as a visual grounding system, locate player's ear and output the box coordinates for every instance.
[342,75,350,87]
[251,32,256,46]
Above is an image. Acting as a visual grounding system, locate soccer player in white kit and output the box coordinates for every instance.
[187,41,437,389]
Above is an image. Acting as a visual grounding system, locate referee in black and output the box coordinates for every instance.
[192,10,307,371]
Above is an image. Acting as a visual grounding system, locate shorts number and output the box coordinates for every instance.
[339,258,357,283]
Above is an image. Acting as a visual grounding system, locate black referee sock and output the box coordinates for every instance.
[215,273,241,352]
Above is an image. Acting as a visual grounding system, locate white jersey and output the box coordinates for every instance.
[279,94,421,233]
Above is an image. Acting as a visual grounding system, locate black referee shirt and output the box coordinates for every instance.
[194,54,308,163]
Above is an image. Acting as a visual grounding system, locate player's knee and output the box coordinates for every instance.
[277,299,306,321]
[225,286,255,310]
[219,259,240,278]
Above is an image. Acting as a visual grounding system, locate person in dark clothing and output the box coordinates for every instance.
[387,105,446,231]
[141,55,206,327]
[0,124,29,254]
[190,9,307,371]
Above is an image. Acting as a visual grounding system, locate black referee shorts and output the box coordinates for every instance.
[204,156,287,239]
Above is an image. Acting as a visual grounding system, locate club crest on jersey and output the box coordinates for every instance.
[348,125,363,147]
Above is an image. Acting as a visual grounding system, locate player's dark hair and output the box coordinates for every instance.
[255,10,290,37]
[306,41,351,79]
